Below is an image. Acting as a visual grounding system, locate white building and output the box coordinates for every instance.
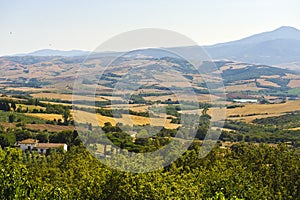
[18,139,37,151]
[17,139,67,153]
[233,98,258,103]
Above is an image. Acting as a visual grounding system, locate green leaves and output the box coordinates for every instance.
[0,144,300,199]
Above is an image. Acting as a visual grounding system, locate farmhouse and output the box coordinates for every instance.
[233,98,258,103]
[17,139,67,153]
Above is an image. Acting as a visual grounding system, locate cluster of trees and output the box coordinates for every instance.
[0,143,299,199]
[219,120,300,147]
[0,125,80,149]
[0,99,73,126]
[82,122,172,153]
[253,112,300,129]
[0,102,15,112]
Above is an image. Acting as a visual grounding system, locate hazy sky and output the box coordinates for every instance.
[0,0,299,56]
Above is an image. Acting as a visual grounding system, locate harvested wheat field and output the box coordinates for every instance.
[179,109,203,115]
[26,124,75,132]
[72,110,179,129]
[227,100,300,116]
[288,127,300,130]
[226,82,262,92]
[208,100,300,122]
[288,80,300,88]
[25,113,63,121]
[257,79,280,87]
[103,104,150,112]
[40,101,73,106]
[228,113,285,123]
[219,64,249,72]
[283,73,300,79]
[144,94,220,102]
[117,114,179,129]
[5,87,56,92]
[41,101,99,110]
[106,104,150,112]
[72,110,116,126]
[31,93,108,101]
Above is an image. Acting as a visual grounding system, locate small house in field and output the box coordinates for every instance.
[233,98,258,103]
[17,139,67,153]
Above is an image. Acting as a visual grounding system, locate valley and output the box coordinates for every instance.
[1,52,300,150]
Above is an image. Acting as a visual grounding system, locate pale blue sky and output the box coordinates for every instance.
[0,0,299,55]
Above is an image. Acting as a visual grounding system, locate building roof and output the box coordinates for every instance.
[34,143,66,149]
[18,139,38,144]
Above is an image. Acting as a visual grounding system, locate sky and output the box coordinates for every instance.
[0,0,299,56]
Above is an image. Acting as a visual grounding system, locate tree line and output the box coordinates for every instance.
[0,143,299,199]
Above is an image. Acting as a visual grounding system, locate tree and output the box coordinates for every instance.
[88,123,93,131]
[8,114,15,123]
[15,129,32,141]
[0,135,10,148]
[11,102,16,111]
[62,109,70,125]
[16,105,22,112]
[0,102,10,111]
[36,132,49,143]
[35,99,38,106]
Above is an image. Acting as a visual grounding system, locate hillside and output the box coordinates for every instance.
[0,53,299,99]
[7,26,300,68]
[204,26,300,67]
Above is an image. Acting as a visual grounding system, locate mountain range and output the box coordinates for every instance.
[14,49,90,57]
[204,26,300,68]
[9,26,300,68]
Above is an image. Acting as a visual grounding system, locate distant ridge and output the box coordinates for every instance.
[14,49,90,57]
[204,26,300,67]
[8,26,300,68]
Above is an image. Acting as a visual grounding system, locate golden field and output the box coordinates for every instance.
[31,93,107,101]
[25,113,63,121]
[288,79,300,88]
[31,92,124,102]
[257,79,280,87]
[143,93,221,102]
[225,82,262,92]
[26,124,75,132]
[72,110,179,129]
[207,100,300,122]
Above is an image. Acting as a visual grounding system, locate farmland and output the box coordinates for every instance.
[1,55,300,137]
[1,47,300,200]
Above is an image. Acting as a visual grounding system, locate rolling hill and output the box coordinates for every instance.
[8,26,300,69]
[204,26,300,67]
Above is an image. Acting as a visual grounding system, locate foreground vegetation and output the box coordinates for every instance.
[1,143,299,199]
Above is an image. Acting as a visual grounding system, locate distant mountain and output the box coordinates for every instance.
[204,26,300,67]
[8,26,300,68]
[15,49,90,57]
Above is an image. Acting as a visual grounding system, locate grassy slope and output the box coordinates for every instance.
[0,110,46,124]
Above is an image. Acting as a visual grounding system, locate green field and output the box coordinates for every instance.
[288,87,300,95]
[0,110,46,124]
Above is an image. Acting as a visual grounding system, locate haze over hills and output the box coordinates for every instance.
[204,26,300,67]
[7,26,300,68]
[14,49,90,57]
